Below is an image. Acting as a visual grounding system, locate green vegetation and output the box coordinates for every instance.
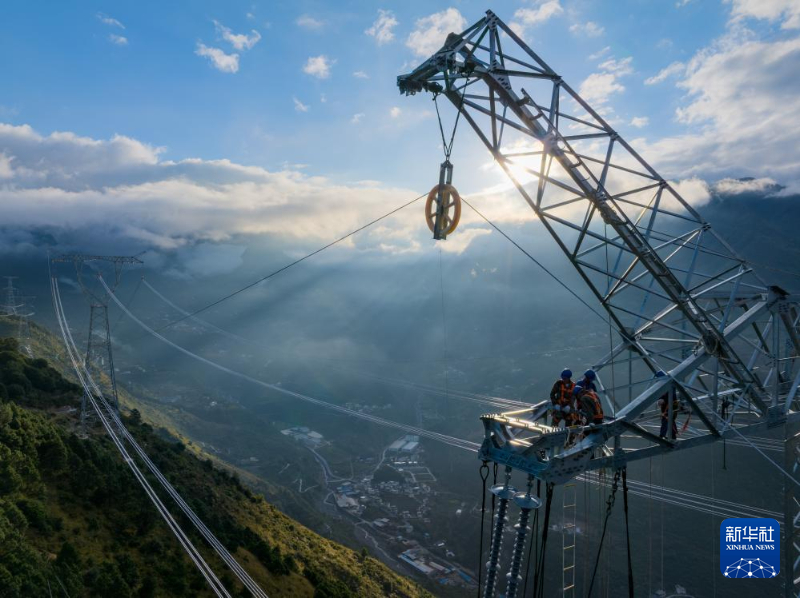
[0,337,429,598]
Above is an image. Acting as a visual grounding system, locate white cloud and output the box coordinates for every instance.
[439,228,492,254]
[406,8,466,57]
[671,177,711,206]
[598,56,633,75]
[569,21,604,37]
[303,55,334,79]
[0,153,13,179]
[0,123,433,255]
[390,107,401,118]
[589,46,611,60]
[644,61,685,85]
[293,97,309,112]
[636,32,800,188]
[578,56,633,104]
[97,13,124,29]
[195,43,239,73]
[630,116,649,128]
[351,113,364,124]
[512,1,564,35]
[365,9,398,45]
[296,14,324,30]
[108,34,128,46]
[676,0,694,7]
[727,0,800,29]
[213,20,261,51]
[320,93,327,103]
[352,70,369,79]
[578,73,624,104]
[713,177,779,195]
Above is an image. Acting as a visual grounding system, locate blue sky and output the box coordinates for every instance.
[1,0,799,269]
[0,1,743,180]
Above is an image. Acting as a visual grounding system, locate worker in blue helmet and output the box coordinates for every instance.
[580,369,598,392]
[549,369,575,427]
[574,383,604,426]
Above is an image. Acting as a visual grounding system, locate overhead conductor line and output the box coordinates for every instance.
[156,192,426,332]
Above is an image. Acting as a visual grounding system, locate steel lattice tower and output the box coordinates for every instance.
[51,254,143,425]
[399,10,800,596]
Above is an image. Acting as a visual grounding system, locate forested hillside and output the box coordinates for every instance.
[0,336,429,598]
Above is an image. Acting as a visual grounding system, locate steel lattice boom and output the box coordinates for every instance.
[398,8,800,480]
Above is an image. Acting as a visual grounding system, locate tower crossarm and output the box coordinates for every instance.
[50,253,143,303]
[51,254,144,265]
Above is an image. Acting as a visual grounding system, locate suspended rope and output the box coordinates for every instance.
[604,221,617,416]
[648,458,653,597]
[622,469,634,598]
[156,192,426,332]
[438,247,450,407]
[660,455,664,593]
[112,274,142,327]
[102,275,480,452]
[587,469,620,597]
[433,80,467,161]
[477,461,489,598]
[520,479,539,598]
[533,482,555,598]
[461,197,610,326]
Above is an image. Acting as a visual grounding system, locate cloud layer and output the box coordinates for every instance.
[0,123,430,256]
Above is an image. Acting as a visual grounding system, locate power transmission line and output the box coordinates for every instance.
[157,192,426,332]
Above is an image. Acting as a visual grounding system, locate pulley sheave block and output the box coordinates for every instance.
[426,183,462,239]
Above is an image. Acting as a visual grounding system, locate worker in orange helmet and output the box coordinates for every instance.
[549,369,575,428]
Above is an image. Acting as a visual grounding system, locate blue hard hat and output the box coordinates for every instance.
[561,369,572,379]
[655,370,666,378]
[572,384,583,395]
[583,369,596,380]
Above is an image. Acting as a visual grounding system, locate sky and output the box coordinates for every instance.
[1,0,800,275]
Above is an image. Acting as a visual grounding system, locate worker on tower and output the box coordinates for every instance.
[574,384,604,426]
[579,369,598,392]
[549,369,575,427]
[658,391,682,439]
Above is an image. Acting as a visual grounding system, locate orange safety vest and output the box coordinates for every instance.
[551,379,575,406]
[580,389,604,422]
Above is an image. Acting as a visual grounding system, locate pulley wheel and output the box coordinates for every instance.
[425,184,462,237]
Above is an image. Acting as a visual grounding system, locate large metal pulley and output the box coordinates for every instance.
[426,183,462,239]
[427,160,461,240]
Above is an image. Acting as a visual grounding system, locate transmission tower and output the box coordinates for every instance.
[51,254,144,424]
[399,10,800,597]
[16,294,35,357]
[1,276,22,316]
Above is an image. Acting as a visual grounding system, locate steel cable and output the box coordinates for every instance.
[157,192,426,332]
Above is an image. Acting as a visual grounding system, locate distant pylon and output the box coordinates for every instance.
[50,253,143,427]
[16,294,34,357]
[1,276,22,316]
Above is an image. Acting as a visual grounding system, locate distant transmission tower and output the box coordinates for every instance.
[1,276,22,316]
[16,294,35,357]
[1,279,34,357]
[51,254,144,426]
